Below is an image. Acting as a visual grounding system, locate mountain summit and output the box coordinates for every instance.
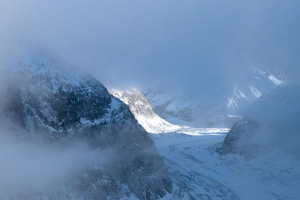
[0,49,172,200]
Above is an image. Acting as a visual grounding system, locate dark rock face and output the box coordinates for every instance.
[0,51,172,199]
[222,119,266,160]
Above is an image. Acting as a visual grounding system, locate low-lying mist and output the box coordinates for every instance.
[0,126,115,196]
[0,135,85,192]
[242,84,300,156]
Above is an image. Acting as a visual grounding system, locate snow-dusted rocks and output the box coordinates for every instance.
[0,50,172,200]
[223,85,300,160]
[143,67,286,128]
[110,89,229,136]
[226,67,287,117]
[109,89,181,134]
[143,88,234,128]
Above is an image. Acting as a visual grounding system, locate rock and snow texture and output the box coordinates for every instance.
[109,89,181,134]
[0,49,172,200]
[110,89,229,134]
[223,84,300,160]
[143,67,286,128]
[143,88,234,128]
[226,67,288,117]
[147,84,300,199]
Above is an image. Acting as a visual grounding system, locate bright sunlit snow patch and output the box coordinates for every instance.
[250,86,261,98]
[268,75,282,86]
[239,90,247,98]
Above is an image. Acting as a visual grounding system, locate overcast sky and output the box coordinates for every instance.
[0,0,300,97]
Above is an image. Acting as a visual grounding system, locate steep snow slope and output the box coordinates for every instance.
[0,49,172,200]
[109,89,181,134]
[144,67,286,128]
[226,67,287,117]
[110,89,229,134]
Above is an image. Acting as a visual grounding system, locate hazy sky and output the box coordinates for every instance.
[1,0,300,96]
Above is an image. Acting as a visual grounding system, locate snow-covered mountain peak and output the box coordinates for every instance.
[0,51,173,199]
[141,66,287,128]
[3,49,96,91]
[227,67,286,117]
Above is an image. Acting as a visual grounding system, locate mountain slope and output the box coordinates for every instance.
[144,67,286,128]
[109,89,181,134]
[143,88,236,128]
[109,89,229,135]
[223,84,300,160]
[0,49,172,200]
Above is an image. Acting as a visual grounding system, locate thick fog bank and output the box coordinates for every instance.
[223,84,300,159]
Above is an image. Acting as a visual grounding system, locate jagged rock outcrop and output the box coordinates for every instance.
[0,50,172,199]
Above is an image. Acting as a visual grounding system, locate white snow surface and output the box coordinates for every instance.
[249,86,262,98]
[110,89,229,134]
[269,74,283,86]
[111,85,300,199]
[110,89,182,133]
[150,130,300,199]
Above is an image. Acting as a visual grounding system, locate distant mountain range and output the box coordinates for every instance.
[142,67,287,128]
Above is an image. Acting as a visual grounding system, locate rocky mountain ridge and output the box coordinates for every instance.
[0,50,172,200]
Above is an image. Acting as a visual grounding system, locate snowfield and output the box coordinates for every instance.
[150,130,300,200]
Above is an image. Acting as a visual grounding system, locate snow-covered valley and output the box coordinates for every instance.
[112,86,300,200]
[151,130,300,200]
[0,52,298,199]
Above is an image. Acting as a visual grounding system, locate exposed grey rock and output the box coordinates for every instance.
[222,118,267,160]
[222,85,300,160]
[0,50,172,199]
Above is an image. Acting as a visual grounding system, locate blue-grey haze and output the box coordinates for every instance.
[0,0,299,99]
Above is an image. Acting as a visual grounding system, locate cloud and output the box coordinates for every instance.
[0,136,86,193]
[0,127,114,196]
[0,0,299,97]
